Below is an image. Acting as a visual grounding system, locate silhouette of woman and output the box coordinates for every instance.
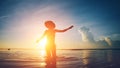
[37,20,73,64]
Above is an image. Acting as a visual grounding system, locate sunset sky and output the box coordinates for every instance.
[0,0,120,49]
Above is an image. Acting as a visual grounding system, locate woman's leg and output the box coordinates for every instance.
[46,46,51,63]
[51,45,56,64]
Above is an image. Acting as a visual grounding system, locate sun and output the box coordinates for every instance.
[40,50,46,57]
[38,37,47,49]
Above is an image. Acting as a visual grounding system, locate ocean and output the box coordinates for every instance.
[0,49,120,68]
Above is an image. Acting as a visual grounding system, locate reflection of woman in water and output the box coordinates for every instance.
[37,20,73,64]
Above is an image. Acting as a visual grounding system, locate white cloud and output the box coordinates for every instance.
[78,26,120,48]
[104,37,112,46]
[78,26,95,43]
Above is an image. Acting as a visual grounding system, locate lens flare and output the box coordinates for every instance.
[38,37,47,49]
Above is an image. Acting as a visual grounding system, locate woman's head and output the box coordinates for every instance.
[45,20,56,29]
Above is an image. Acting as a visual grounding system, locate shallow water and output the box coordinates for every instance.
[0,49,120,68]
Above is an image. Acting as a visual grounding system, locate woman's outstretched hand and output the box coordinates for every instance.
[64,25,73,31]
[68,25,74,29]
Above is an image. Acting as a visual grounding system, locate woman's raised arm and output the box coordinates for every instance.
[55,25,73,32]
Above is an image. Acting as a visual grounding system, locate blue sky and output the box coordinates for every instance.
[0,0,120,48]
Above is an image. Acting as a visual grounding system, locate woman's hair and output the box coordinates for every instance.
[45,20,56,29]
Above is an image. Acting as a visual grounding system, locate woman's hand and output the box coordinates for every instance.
[68,25,74,30]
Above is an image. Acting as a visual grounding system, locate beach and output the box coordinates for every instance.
[0,49,120,68]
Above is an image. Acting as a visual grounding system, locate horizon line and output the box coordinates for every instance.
[0,48,120,50]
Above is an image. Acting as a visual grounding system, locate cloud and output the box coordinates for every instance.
[104,37,112,46]
[109,34,120,41]
[78,26,95,43]
[0,16,9,19]
[78,26,120,48]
